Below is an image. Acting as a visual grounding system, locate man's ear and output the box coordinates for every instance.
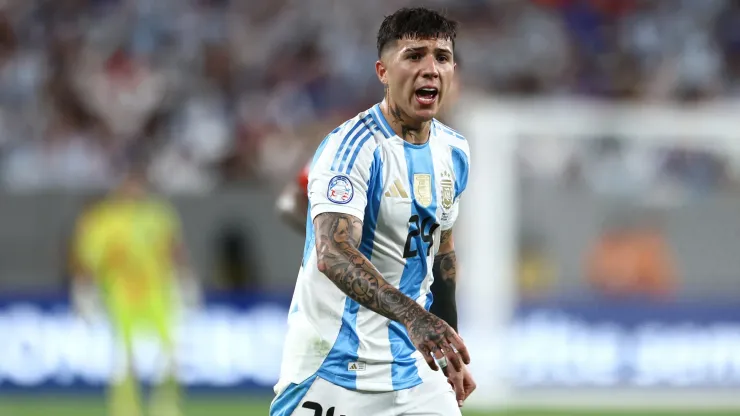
[376,60,388,86]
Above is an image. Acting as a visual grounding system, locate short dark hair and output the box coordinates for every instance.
[376,7,458,58]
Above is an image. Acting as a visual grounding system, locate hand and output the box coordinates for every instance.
[443,362,476,407]
[405,310,470,372]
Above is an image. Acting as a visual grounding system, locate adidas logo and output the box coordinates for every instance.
[348,361,366,371]
[384,179,409,198]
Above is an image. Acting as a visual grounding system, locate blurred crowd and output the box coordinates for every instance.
[0,0,738,193]
[518,136,737,204]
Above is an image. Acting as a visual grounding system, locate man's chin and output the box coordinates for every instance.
[411,106,438,122]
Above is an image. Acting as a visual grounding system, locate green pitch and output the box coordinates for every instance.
[1,396,738,416]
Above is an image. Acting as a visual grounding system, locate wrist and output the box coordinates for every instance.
[399,302,428,328]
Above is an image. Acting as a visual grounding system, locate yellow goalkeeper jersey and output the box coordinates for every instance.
[74,196,181,316]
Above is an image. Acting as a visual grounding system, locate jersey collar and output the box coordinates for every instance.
[370,102,395,139]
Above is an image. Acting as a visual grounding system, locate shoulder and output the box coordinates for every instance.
[82,200,108,225]
[313,110,383,175]
[433,119,466,141]
[434,119,470,167]
[76,205,100,235]
[434,119,469,153]
[77,202,110,242]
[140,197,176,220]
[434,120,470,197]
[324,111,382,149]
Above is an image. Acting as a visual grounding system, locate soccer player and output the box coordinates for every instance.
[275,57,462,236]
[271,7,474,416]
[71,168,198,416]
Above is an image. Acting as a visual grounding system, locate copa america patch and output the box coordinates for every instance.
[327,175,353,204]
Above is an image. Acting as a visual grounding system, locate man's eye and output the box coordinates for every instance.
[437,55,449,63]
[409,54,421,61]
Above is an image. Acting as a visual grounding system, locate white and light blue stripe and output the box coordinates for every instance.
[388,139,439,390]
[370,104,395,139]
[269,374,318,416]
[277,104,471,395]
[449,146,469,199]
[434,119,465,141]
[317,147,384,390]
[331,115,373,171]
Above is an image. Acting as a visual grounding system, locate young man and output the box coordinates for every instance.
[271,7,474,416]
[275,58,462,236]
[71,169,198,416]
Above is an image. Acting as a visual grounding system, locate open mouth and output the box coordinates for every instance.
[415,87,438,105]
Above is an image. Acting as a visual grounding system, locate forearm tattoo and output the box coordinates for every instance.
[314,212,427,327]
[430,230,458,330]
[436,251,457,281]
[439,227,453,248]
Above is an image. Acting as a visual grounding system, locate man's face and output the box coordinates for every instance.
[378,37,455,122]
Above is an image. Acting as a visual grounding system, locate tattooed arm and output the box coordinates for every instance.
[430,229,458,331]
[314,212,470,371]
[431,228,477,406]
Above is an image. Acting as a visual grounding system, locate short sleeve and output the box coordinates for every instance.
[441,142,470,231]
[308,127,378,222]
[440,198,459,231]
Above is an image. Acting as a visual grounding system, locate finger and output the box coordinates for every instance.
[465,379,477,400]
[455,335,464,352]
[420,346,438,371]
[441,341,463,372]
[448,333,471,365]
[432,347,448,372]
[451,374,465,407]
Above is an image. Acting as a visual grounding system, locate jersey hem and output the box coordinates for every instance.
[315,369,424,392]
[310,203,365,222]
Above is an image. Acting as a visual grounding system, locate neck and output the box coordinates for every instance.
[380,99,431,145]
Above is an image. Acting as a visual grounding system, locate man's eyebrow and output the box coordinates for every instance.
[402,46,427,53]
[401,46,452,54]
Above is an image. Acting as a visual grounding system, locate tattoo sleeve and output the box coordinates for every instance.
[430,229,458,331]
[314,212,427,327]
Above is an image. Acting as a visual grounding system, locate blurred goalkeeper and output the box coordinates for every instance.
[70,166,200,416]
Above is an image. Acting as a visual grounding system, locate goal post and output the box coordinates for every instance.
[453,95,740,411]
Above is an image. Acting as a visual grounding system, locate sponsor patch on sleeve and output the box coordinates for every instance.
[327,175,354,204]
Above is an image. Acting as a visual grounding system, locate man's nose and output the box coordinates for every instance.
[420,55,439,78]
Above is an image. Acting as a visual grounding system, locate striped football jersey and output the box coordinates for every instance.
[275,102,470,393]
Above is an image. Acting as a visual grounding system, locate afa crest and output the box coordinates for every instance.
[413,174,432,207]
[440,171,454,210]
